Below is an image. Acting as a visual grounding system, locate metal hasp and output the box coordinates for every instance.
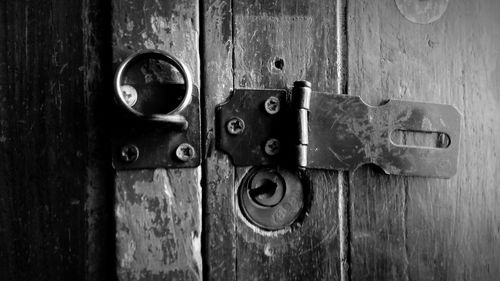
[217,81,461,178]
[111,50,201,170]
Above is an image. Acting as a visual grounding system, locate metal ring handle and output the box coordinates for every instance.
[114,50,193,125]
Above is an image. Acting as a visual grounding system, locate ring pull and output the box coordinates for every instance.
[114,50,193,129]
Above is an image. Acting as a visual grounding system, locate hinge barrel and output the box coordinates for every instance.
[292,81,312,168]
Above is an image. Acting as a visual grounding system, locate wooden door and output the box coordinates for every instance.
[0,1,115,280]
[1,0,499,281]
[202,0,500,280]
[203,0,342,280]
[348,1,500,280]
[112,1,202,280]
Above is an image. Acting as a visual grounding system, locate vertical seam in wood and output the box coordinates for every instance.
[199,1,208,280]
[230,0,236,88]
[336,0,351,281]
[82,0,115,279]
[233,170,238,281]
[230,1,237,280]
[338,172,351,281]
[199,0,207,161]
[403,179,410,281]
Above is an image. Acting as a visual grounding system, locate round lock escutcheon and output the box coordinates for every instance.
[114,50,193,126]
[239,167,306,231]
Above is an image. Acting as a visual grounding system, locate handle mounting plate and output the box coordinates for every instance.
[111,86,201,170]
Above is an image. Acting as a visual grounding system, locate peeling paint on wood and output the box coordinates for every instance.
[202,0,237,280]
[113,0,202,280]
[113,0,200,82]
[116,169,202,280]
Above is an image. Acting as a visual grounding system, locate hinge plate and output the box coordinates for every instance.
[217,89,290,166]
[217,85,461,178]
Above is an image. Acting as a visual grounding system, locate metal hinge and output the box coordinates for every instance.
[217,80,461,178]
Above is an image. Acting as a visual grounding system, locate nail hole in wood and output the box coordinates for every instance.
[274,58,284,70]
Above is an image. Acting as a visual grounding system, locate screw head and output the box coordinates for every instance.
[226,117,245,135]
[264,138,280,156]
[120,85,138,107]
[120,144,139,163]
[438,133,450,148]
[264,96,280,115]
[176,143,196,162]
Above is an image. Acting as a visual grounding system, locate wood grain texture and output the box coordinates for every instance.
[201,0,237,280]
[230,1,341,280]
[115,169,202,280]
[112,0,202,280]
[0,1,114,280]
[348,0,500,280]
[83,0,117,280]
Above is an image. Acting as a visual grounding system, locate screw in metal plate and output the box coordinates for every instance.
[264,96,280,115]
[438,133,450,148]
[226,117,245,135]
[264,138,280,156]
[176,143,196,162]
[120,144,139,163]
[120,85,138,107]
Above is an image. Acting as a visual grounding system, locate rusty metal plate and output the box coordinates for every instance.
[308,93,461,178]
[217,89,461,178]
[111,86,201,170]
[217,89,290,166]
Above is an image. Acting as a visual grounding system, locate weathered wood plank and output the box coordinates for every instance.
[232,1,341,280]
[83,0,117,280]
[201,0,237,280]
[0,0,114,280]
[349,0,500,280]
[115,169,202,280]
[112,1,202,280]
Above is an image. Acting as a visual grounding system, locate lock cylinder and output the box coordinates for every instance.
[238,167,306,231]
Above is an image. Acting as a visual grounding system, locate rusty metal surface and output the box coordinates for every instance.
[217,88,461,178]
[217,89,290,166]
[111,86,201,170]
[308,93,461,178]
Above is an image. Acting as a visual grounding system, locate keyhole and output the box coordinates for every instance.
[249,178,285,207]
[238,167,306,230]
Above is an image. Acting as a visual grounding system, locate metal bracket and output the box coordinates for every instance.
[111,50,201,170]
[217,81,461,178]
[111,85,201,170]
